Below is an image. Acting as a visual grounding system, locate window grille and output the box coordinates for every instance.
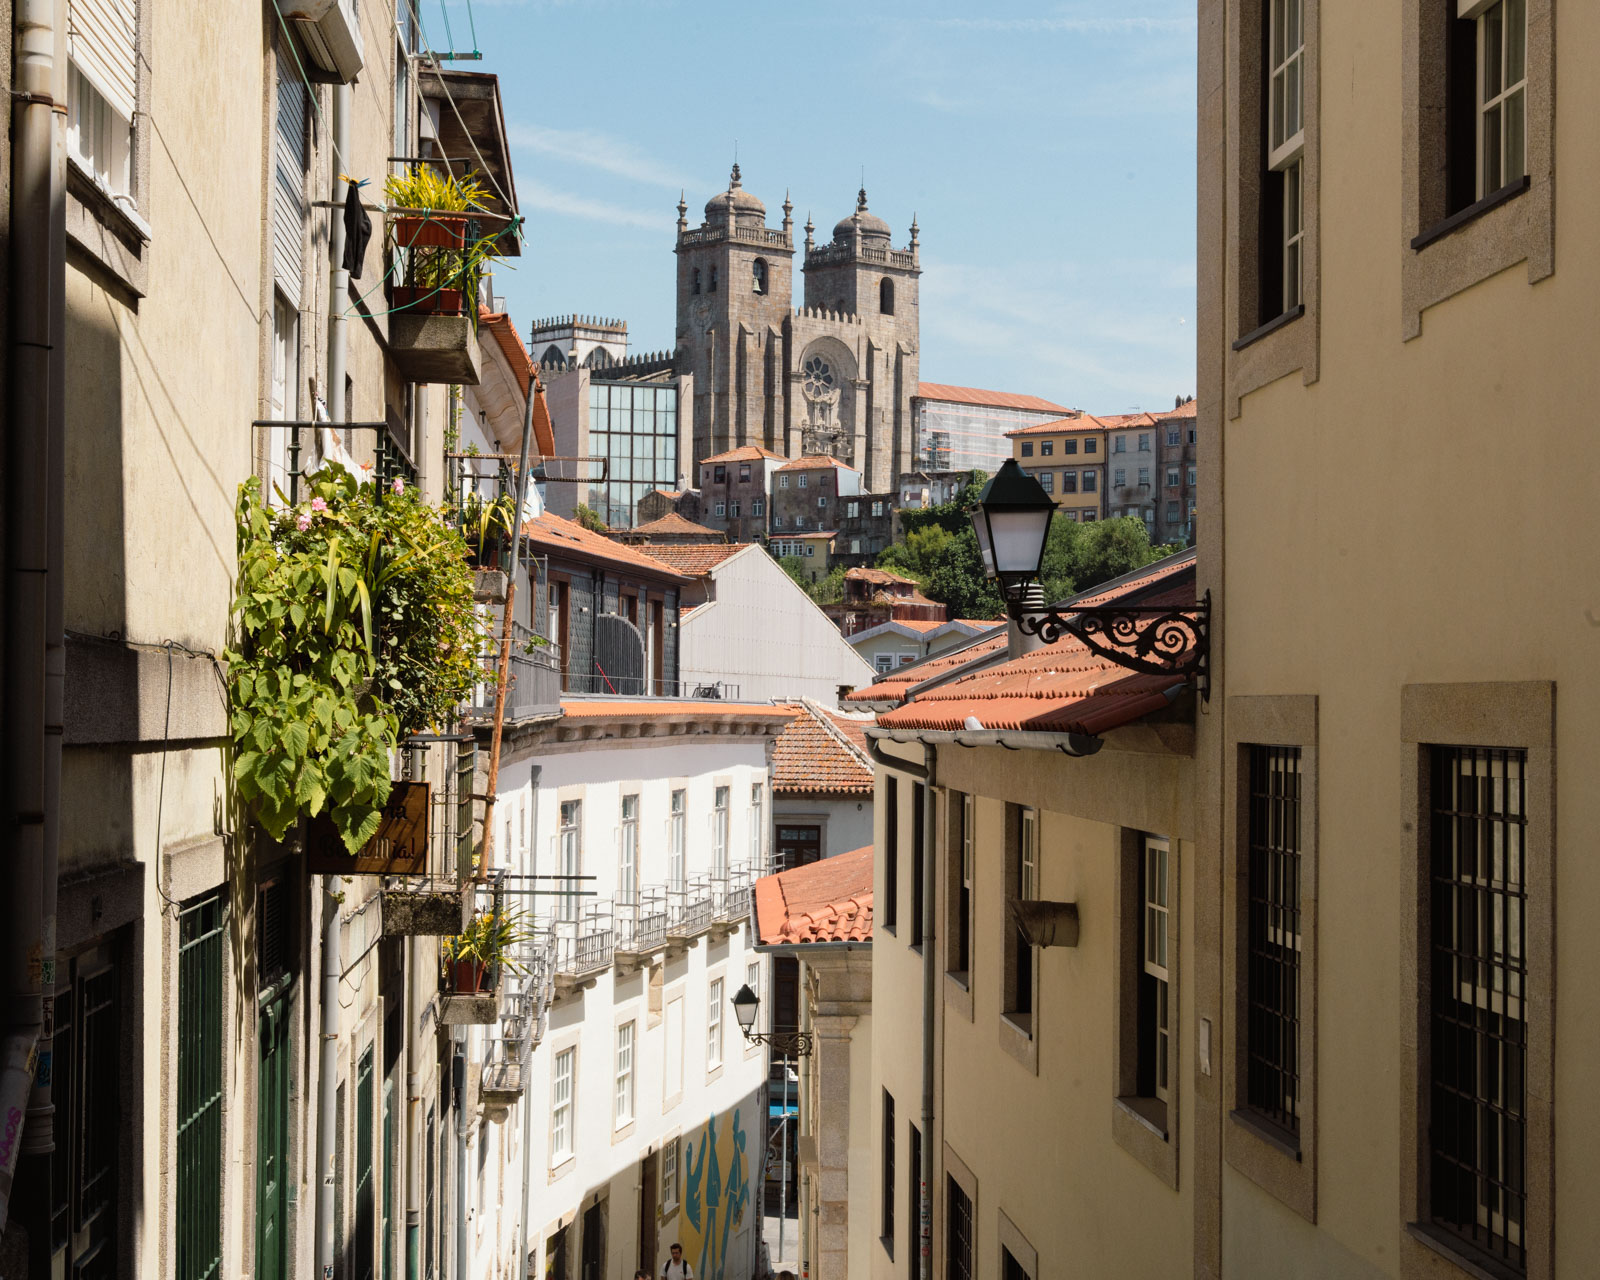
[946,1177,973,1280]
[177,890,226,1280]
[1245,746,1303,1137]
[881,1091,895,1252]
[1428,745,1527,1270]
[258,876,290,991]
[354,1047,375,1280]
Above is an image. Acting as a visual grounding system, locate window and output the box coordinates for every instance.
[910,783,926,949]
[908,1125,922,1268]
[818,496,828,509]
[68,61,133,200]
[1168,428,1181,446]
[1083,470,1098,493]
[880,277,895,314]
[714,502,726,518]
[883,776,899,933]
[707,978,724,1069]
[1188,428,1197,445]
[881,1092,895,1255]
[615,1023,636,1127]
[1188,466,1198,486]
[1038,471,1054,494]
[268,293,301,503]
[709,266,718,292]
[805,544,815,558]
[773,516,785,530]
[669,790,686,890]
[713,786,729,878]
[947,792,974,982]
[1113,436,1126,454]
[1467,0,1527,201]
[1020,442,1034,458]
[876,653,895,675]
[1063,438,1078,455]
[1062,471,1077,494]
[750,783,764,864]
[619,795,639,905]
[177,891,225,1280]
[848,500,860,518]
[730,502,740,518]
[1113,468,1127,489]
[752,258,768,294]
[946,1176,973,1280]
[714,465,727,483]
[752,499,764,516]
[1137,433,1151,452]
[1244,746,1303,1139]
[1167,468,1181,488]
[780,475,790,489]
[551,1048,574,1162]
[559,801,582,924]
[1041,441,1054,457]
[659,1137,680,1214]
[1426,745,1527,1270]
[1085,437,1098,454]
[872,500,885,517]
[1140,838,1172,1109]
[1004,807,1037,1033]
[1166,500,1180,523]
[692,267,701,294]
[739,462,752,481]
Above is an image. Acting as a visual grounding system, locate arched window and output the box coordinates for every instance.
[880,278,895,315]
[752,258,768,295]
[691,267,701,295]
[539,344,566,367]
[709,266,718,293]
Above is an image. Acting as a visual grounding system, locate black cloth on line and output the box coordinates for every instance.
[341,182,372,279]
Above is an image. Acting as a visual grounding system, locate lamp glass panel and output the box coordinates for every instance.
[985,508,1051,578]
[969,510,995,578]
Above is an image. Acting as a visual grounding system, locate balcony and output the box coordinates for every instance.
[480,930,555,1108]
[667,878,717,944]
[614,889,671,970]
[552,907,616,996]
[464,623,562,727]
[385,213,506,386]
[561,675,744,700]
[439,873,517,1027]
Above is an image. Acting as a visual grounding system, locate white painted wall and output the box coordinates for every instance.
[774,796,875,863]
[681,547,874,705]
[473,734,774,1280]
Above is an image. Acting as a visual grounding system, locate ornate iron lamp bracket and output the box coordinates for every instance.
[1013,589,1211,701]
[739,1028,815,1057]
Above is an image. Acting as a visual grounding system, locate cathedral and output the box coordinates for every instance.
[674,165,921,492]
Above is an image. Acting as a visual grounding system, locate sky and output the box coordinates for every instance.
[431,0,1198,416]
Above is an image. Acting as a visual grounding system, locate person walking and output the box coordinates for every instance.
[661,1242,694,1280]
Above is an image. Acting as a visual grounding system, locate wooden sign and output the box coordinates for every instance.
[305,780,432,875]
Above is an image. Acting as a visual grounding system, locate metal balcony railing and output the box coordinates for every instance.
[465,623,562,725]
[616,888,670,953]
[481,928,556,1098]
[560,674,742,701]
[668,878,716,937]
[552,907,616,977]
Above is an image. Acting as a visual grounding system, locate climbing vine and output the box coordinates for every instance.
[227,465,485,852]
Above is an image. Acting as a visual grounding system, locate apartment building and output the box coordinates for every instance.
[913,383,1076,474]
[1005,413,1108,521]
[484,699,789,1280]
[770,455,863,535]
[697,445,787,541]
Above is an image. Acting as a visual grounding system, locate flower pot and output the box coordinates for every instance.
[452,958,487,993]
[391,213,468,249]
[391,285,465,317]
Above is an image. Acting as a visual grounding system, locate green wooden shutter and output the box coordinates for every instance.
[257,998,290,1280]
[177,891,225,1280]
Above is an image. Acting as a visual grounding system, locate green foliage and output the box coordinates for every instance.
[455,489,516,559]
[573,504,609,534]
[227,465,485,853]
[382,166,491,214]
[775,553,845,605]
[443,909,537,977]
[897,470,989,539]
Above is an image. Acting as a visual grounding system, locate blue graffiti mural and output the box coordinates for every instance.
[681,1103,753,1280]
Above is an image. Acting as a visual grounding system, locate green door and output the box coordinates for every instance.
[355,1047,375,1280]
[256,998,290,1280]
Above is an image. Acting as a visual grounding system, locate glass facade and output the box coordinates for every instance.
[587,382,679,529]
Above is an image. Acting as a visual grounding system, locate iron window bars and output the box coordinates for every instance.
[1428,745,1528,1271]
[1245,745,1303,1139]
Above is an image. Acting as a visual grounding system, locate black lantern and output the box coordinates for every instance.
[731,982,760,1033]
[970,460,1055,593]
[727,981,813,1055]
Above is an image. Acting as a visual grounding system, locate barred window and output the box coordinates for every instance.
[1245,745,1303,1138]
[1428,745,1527,1271]
[946,1176,973,1280]
[881,1091,895,1254]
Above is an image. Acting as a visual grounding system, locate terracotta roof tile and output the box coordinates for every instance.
[776,455,860,473]
[701,445,789,465]
[1005,413,1108,438]
[478,311,557,455]
[1156,401,1197,419]
[916,382,1073,414]
[637,542,757,576]
[844,566,917,586]
[771,701,875,795]
[754,844,875,946]
[626,513,723,539]
[522,512,691,581]
[1098,412,1159,430]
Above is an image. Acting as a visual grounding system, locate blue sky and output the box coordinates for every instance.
[432,0,1198,415]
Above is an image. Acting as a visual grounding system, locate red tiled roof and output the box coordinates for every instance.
[953,618,1005,629]
[559,699,793,723]
[1156,401,1197,419]
[522,512,691,581]
[755,844,874,946]
[701,445,788,465]
[637,542,755,576]
[648,489,684,500]
[844,566,917,586]
[478,311,558,456]
[627,513,723,539]
[777,455,860,473]
[782,530,837,541]
[1098,412,1159,430]
[875,585,1195,735]
[771,701,875,795]
[1005,413,1108,438]
[916,383,1073,414]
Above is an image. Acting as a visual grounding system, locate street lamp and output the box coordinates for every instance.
[729,983,813,1056]
[971,461,1213,698]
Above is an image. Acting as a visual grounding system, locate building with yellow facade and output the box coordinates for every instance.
[1003,414,1107,522]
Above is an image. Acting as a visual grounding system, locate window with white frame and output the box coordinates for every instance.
[1038,471,1054,494]
[559,801,582,924]
[619,794,639,905]
[1062,471,1078,493]
[798,475,808,489]
[669,789,686,891]
[876,653,895,674]
[1083,470,1098,493]
[752,499,765,516]
[750,784,764,865]
[615,1023,635,1126]
[1113,468,1127,488]
[730,502,741,518]
[551,1048,574,1162]
[780,475,790,489]
[1269,0,1306,312]
[1138,433,1151,452]
[67,0,138,201]
[1168,428,1181,446]
[1167,468,1181,488]
[1138,467,1151,488]
[708,978,724,1068]
[1114,436,1127,454]
[1188,466,1198,486]
[659,1137,680,1213]
[713,786,729,878]
[818,496,828,509]
[715,502,726,517]
[1142,837,1172,1106]
[848,500,860,517]
[1468,0,1527,198]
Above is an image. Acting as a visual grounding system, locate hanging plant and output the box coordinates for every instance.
[227,464,485,852]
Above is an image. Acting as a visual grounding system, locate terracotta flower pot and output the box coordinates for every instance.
[392,285,464,317]
[390,213,468,249]
[452,958,487,993]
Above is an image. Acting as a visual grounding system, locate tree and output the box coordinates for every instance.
[573,503,609,533]
[776,554,845,605]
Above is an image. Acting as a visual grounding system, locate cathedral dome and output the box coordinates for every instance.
[704,164,766,222]
[833,188,891,243]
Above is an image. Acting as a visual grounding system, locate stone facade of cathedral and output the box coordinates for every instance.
[674,166,920,492]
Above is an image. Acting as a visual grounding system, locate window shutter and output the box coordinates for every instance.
[68,0,137,123]
[273,52,309,307]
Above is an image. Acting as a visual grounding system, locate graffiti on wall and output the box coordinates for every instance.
[677,1095,754,1280]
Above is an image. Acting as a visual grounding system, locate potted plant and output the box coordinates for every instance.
[384,166,501,318]
[442,909,535,993]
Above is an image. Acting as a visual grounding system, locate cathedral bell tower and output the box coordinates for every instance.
[674,165,795,471]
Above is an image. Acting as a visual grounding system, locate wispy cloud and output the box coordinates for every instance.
[508,123,704,191]
[516,180,661,230]
[934,16,1194,34]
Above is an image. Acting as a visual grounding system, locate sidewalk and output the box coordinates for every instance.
[761,1209,801,1278]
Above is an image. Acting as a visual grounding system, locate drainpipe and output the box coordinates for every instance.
[0,0,61,1232]
[316,887,342,1280]
[454,1035,468,1280]
[406,935,421,1279]
[863,737,935,1280]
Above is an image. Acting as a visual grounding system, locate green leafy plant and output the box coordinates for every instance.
[384,166,502,318]
[227,464,485,852]
[383,165,490,214]
[443,909,536,978]
[455,489,516,558]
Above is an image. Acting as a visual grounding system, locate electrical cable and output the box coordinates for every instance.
[464,0,479,54]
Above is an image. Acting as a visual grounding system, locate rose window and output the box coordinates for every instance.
[802,357,835,399]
